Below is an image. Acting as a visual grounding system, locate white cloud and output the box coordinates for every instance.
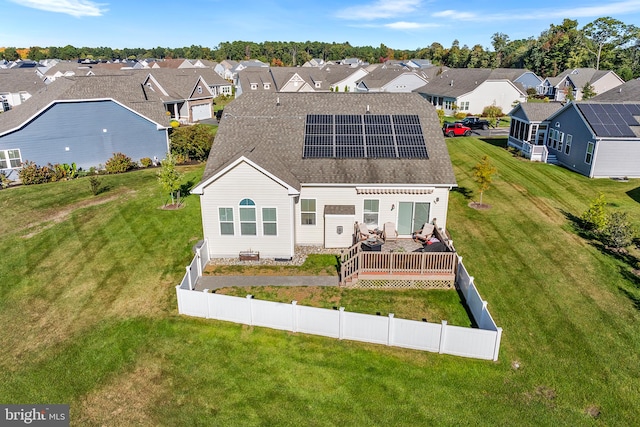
[9,0,107,17]
[431,10,476,20]
[540,0,640,19]
[384,21,438,30]
[336,0,423,20]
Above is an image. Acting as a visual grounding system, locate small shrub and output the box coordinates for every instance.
[88,176,102,195]
[105,152,136,174]
[51,163,77,181]
[18,161,53,185]
[0,172,10,189]
[454,112,467,120]
[601,212,635,249]
[580,193,608,232]
[174,153,189,165]
[140,157,153,168]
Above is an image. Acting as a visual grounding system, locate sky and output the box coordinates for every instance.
[2,0,640,51]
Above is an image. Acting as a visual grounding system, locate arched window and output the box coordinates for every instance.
[239,199,256,235]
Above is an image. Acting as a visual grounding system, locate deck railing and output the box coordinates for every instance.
[340,242,457,287]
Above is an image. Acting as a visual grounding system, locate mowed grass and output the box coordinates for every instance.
[0,141,639,425]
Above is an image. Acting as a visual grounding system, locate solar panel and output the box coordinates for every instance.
[303,114,428,159]
[336,115,362,125]
[307,114,333,125]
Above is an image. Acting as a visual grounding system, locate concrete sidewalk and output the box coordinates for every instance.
[194,275,339,291]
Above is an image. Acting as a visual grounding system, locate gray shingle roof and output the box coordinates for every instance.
[199,93,456,190]
[512,102,564,122]
[0,74,170,135]
[416,68,530,97]
[592,79,640,102]
[0,69,46,93]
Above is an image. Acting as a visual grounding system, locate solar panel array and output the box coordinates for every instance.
[303,114,428,159]
[577,103,640,137]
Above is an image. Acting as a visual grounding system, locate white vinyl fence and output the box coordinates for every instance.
[175,241,502,361]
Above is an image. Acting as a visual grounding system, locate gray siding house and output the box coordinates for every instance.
[507,102,563,162]
[544,102,640,178]
[0,75,170,179]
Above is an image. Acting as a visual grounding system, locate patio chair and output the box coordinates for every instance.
[412,223,435,243]
[382,222,398,241]
[357,222,376,241]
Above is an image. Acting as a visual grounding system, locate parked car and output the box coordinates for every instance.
[442,122,471,137]
[459,117,491,130]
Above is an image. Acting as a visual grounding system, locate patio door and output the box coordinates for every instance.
[397,202,430,236]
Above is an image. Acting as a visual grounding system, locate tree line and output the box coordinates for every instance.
[2,16,639,79]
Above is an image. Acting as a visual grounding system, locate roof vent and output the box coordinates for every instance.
[450,80,454,86]
[366,104,370,114]
[276,97,280,106]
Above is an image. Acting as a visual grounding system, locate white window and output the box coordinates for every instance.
[222,86,231,95]
[363,199,379,226]
[301,199,316,225]
[565,134,572,155]
[262,208,277,236]
[444,100,452,110]
[219,207,234,235]
[558,132,564,152]
[0,149,22,169]
[239,198,257,235]
[585,142,594,164]
[460,101,469,111]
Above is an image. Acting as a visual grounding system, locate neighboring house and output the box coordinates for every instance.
[190,92,457,259]
[214,60,238,80]
[507,102,564,162]
[537,68,624,101]
[0,70,46,111]
[355,68,428,93]
[302,58,325,67]
[543,102,640,178]
[235,66,368,95]
[0,75,170,180]
[417,68,529,115]
[591,78,640,102]
[142,68,218,123]
[405,59,433,69]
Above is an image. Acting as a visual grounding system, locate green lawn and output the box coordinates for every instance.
[0,140,639,426]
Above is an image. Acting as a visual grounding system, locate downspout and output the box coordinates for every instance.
[290,195,296,259]
[589,138,600,178]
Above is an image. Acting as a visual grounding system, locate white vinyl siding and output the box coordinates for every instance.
[199,162,293,258]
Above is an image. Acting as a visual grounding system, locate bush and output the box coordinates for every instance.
[51,163,77,182]
[601,212,635,249]
[454,112,467,120]
[0,172,10,189]
[18,161,53,185]
[169,124,214,162]
[482,105,503,119]
[581,193,608,232]
[140,157,153,168]
[105,152,136,174]
[88,176,102,195]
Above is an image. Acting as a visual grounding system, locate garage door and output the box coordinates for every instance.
[191,104,211,122]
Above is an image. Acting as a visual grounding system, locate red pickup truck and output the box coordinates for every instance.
[442,122,471,137]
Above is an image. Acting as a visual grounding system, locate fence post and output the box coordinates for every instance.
[479,301,488,329]
[339,307,345,339]
[186,265,193,290]
[493,327,503,361]
[196,247,203,277]
[387,313,394,346]
[247,295,253,326]
[438,320,447,354]
[292,300,298,333]
[175,285,182,314]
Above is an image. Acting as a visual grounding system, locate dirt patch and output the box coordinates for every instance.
[159,203,185,211]
[22,190,133,239]
[74,357,167,426]
[468,202,491,210]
